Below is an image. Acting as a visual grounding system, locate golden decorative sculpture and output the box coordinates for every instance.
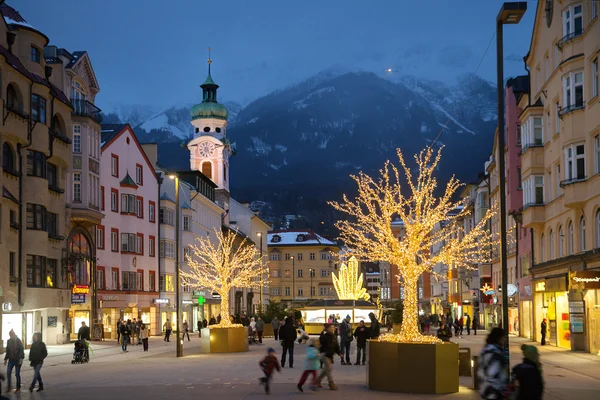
[332,256,370,301]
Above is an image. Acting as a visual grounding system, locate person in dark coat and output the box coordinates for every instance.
[316,323,343,390]
[540,319,547,345]
[279,317,297,368]
[4,329,24,392]
[338,315,352,365]
[511,344,543,400]
[271,316,281,341]
[437,323,451,342]
[120,322,131,352]
[466,314,471,335]
[353,320,369,365]
[368,312,380,339]
[472,315,479,336]
[77,322,91,360]
[28,333,47,392]
[209,317,216,325]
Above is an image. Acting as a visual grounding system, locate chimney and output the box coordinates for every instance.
[45,66,53,80]
[7,32,16,53]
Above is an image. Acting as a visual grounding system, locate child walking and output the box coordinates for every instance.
[297,338,320,392]
[259,347,281,394]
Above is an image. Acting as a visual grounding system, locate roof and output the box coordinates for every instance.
[160,193,175,203]
[202,73,218,87]
[267,229,337,247]
[2,186,19,205]
[100,124,128,147]
[66,51,86,69]
[120,172,138,188]
[45,57,62,64]
[0,4,48,44]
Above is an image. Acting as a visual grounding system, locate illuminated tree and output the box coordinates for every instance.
[330,147,497,343]
[333,256,370,301]
[181,228,266,327]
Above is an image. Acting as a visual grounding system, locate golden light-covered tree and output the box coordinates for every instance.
[180,228,266,327]
[330,147,497,343]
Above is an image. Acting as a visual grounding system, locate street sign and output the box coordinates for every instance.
[71,294,86,304]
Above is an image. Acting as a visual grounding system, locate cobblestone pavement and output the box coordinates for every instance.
[0,333,598,399]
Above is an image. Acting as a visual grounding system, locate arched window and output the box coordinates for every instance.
[540,234,545,263]
[580,216,586,252]
[6,83,20,111]
[558,226,564,257]
[202,161,212,180]
[52,115,64,134]
[596,210,600,248]
[549,230,554,259]
[2,142,15,173]
[68,233,91,285]
[71,80,87,102]
[568,222,574,255]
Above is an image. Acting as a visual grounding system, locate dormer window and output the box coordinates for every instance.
[30,46,40,63]
[272,235,281,243]
[296,234,305,242]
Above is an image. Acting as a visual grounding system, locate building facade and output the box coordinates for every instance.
[96,124,159,338]
[519,0,600,352]
[267,229,340,306]
[0,5,75,346]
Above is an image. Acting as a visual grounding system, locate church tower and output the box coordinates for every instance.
[188,50,233,209]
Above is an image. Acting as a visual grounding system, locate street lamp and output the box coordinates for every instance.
[291,256,295,309]
[496,1,527,365]
[309,268,314,301]
[257,232,263,314]
[169,173,183,358]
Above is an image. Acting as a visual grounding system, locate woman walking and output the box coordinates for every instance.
[477,328,508,399]
[28,333,47,392]
[140,324,149,351]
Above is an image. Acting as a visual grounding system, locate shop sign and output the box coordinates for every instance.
[569,301,585,314]
[2,302,12,312]
[480,283,495,296]
[72,284,90,295]
[153,298,170,304]
[507,284,518,297]
[101,295,119,301]
[212,292,221,299]
[181,300,193,304]
[71,294,86,304]
[193,290,206,297]
[534,281,546,292]
[570,271,600,290]
[570,314,585,333]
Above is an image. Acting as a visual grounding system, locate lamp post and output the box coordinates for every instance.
[496,1,527,366]
[169,174,183,358]
[291,256,295,310]
[257,232,263,314]
[309,268,314,301]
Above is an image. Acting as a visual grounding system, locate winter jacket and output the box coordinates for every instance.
[478,344,508,399]
[256,320,265,331]
[339,320,352,342]
[279,319,297,346]
[369,316,381,338]
[183,322,189,332]
[29,341,48,366]
[512,359,544,400]
[4,337,24,362]
[304,346,320,370]
[259,354,281,375]
[139,328,149,340]
[78,325,91,341]
[120,324,131,336]
[320,331,341,359]
[271,318,281,330]
[353,326,369,348]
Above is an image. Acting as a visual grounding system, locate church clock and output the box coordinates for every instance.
[197,141,216,157]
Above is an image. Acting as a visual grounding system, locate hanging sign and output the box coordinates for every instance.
[480,283,495,295]
[71,294,86,304]
[182,300,193,304]
[2,303,12,312]
[72,285,90,295]
[507,284,518,297]
[153,298,170,304]
[570,271,600,290]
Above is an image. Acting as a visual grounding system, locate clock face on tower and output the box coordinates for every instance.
[197,141,216,157]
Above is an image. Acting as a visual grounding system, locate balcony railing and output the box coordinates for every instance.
[50,128,72,144]
[522,202,545,211]
[560,176,587,187]
[48,184,65,195]
[559,102,585,118]
[557,30,583,49]
[71,100,102,123]
[519,143,544,156]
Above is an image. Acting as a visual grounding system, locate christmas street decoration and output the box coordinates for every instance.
[332,256,370,301]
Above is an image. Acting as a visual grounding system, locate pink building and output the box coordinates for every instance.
[97,124,160,338]
[505,76,534,339]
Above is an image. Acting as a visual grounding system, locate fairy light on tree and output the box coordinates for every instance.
[180,228,267,328]
[330,147,498,343]
[332,256,370,301]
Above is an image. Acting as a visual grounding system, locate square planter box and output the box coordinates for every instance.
[200,326,249,354]
[367,341,459,394]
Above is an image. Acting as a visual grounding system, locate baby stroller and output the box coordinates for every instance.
[72,339,89,364]
[248,325,258,345]
[296,328,309,344]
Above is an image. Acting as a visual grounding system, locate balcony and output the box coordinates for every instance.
[559,102,585,118]
[557,30,583,49]
[561,177,588,209]
[50,128,72,145]
[522,203,546,227]
[48,184,65,195]
[71,100,102,123]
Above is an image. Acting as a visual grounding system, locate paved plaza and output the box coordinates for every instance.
[1,333,599,399]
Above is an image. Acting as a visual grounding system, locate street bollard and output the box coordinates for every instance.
[459,347,472,377]
[472,355,480,391]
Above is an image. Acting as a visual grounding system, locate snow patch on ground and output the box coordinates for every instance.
[431,104,476,135]
[140,113,189,138]
[291,86,336,110]
[250,137,271,155]
[275,144,287,153]
[248,117,259,124]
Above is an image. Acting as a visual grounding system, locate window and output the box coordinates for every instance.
[559,226,564,257]
[320,269,330,277]
[72,172,81,202]
[73,125,81,153]
[183,215,191,231]
[568,222,574,255]
[149,236,156,257]
[563,71,584,109]
[310,253,315,260]
[547,171,552,202]
[2,142,16,173]
[285,287,290,296]
[593,58,599,99]
[26,203,46,230]
[163,275,175,292]
[111,154,119,177]
[319,287,333,296]
[564,144,586,181]
[111,189,118,212]
[159,275,165,292]
[31,94,46,124]
[298,287,304,297]
[311,286,316,296]
[135,164,143,185]
[523,175,544,206]
[97,269,105,290]
[270,270,281,278]
[516,125,521,146]
[47,162,58,190]
[556,164,562,196]
[121,233,138,253]
[136,234,143,255]
[533,117,543,144]
[563,4,583,37]
[285,253,291,261]
[10,209,17,229]
[149,201,156,222]
[111,229,119,252]
[297,269,303,278]
[310,268,316,277]
[270,253,281,261]
[271,287,281,296]
[517,167,522,190]
[534,176,544,204]
[101,186,105,210]
[540,234,545,263]
[159,240,175,258]
[595,136,600,175]
[320,253,332,260]
[46,212,58,236]
[149,272,156,291]
[111,269,119,290]
[121,194,137,214]
[30,46,40,63]
[26,255,56,288]
[9,252,16,279]
[580,217,586,252]
[297,253,303,261]
[284,270,291,278]
[122,271,137,290]
[27,150,46,178]
[136,271,143,291]
[183,247,190,262]
[549,230,555,259]
[136,197,143,218]
[159,208,174,225]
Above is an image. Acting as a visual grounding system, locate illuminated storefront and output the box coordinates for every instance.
[534,278,571,350]
[519,276,533,339]
[98,294,160,338]
[570,270,600,355]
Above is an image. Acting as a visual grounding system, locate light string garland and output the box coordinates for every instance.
[332,256,370,301]
[180,228,268,328]
[330,147,498,343]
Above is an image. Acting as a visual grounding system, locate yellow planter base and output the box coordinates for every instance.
[200,326,249,354]
[368,341,459,394]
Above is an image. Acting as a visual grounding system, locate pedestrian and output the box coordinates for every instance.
[458,316,464,336]
[250,317,256,333]
[511,344,544,400]
[163,319,172,342]
[209,317,216,325]
[202,319,208,328]
[271,316,281,341]
[316,323,343,390]
[437,322,451,342]
[136,319,143,345]
[4,329,24,392]
[28,333,47,393]
[256,317,265,344]
[477,328,508,400]
[297,338,320,392]
[338,315,353,365]
[182,320,190,341]
[116,319,122,343]
[473,315,478,336]
[77,321,91,360]
[259,347,281,394]
[353,320,368,365]
[217,314,221,324]
[120,321,131,352]
[279,317,297,368]
[127,319,133,344]
[368,312,380,339]
[540,319,547,346]
[140,324,149,351]
[466,314,471,335]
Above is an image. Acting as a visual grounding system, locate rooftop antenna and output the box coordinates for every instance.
[207,47,212,75]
